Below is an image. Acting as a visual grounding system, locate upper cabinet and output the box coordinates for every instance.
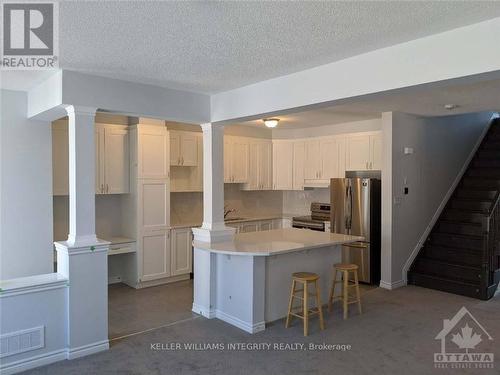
[224,136,249,183]
[137,125,170,179]
[52,122,130,195]
[171,132,203,192]
[243,139,272,191]
[170,131,198,167]
[346,133,382,171]
[96,124,130,194]
[292,141,305,190]
[272,140,294,190]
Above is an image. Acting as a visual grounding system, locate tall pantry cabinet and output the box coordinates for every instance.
[126,122,172,286]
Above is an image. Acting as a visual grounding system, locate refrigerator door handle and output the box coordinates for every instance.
[347,185,353,229]
[345,185,350,229]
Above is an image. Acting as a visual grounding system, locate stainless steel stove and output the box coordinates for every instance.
[292,202,331,232]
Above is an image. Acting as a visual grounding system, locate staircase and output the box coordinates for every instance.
[408,118,500,300]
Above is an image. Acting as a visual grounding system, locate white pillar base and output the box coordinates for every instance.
[55,239,109,358]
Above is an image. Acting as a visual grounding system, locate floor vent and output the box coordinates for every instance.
[0,326,44,358]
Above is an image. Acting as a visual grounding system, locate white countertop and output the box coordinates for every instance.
[193,228,363,256]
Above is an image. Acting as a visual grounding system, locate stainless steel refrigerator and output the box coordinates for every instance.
[330,178,381,284]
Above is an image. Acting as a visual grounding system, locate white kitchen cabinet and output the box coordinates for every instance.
[319,137,339,180]
[171,132,203,192]
[292,141,305,190]
[346,132,382,171]
[140,230,171,282]
[137,125,170,179]
[224,136,249,183]
[52,122,129,195]
[127,123,171,284]
[272,141,294,190]
[259,220,273,231]
[52,122,69,196]
[170,228,193,276]
[304,140,321,180]
[170,131,198,167]
[101,125,130,194]
[240,222,259,233]
[243,139,272,190]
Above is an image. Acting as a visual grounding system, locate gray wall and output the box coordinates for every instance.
[387,111,494,285]
[1,90,53,279]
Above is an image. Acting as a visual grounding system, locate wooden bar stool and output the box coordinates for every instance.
[285,272,325,336]
[328,264,362,319]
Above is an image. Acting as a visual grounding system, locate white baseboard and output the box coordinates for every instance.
[136,273,190,289]
[215,310,265,334]
[192,303,216,319]
[0,349,67,375]
[67,339,109,360]
[380,280,406,290]
[108,276,122,284]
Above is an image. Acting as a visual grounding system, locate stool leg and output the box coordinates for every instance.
[343,270,348,320]
[315,280,325,330]
[354,269,362,315]
[285,279,296,328]
[303,281,309,336]
[328,268,337,313]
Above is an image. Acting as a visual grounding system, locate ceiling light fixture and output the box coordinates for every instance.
[444,104,460,110]
[263,118,279,128]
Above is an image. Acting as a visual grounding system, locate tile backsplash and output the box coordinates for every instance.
[282,188,330,215]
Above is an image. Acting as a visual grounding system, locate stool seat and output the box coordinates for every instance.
[292,272,319,281]
[334,263,359,271]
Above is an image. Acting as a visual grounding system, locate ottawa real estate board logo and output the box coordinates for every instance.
[1,1,58,69]
[434,307,494,369]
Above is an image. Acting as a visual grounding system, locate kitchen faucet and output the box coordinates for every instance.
[224,205,236,219]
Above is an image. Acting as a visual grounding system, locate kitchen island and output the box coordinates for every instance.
[192,228,363,333]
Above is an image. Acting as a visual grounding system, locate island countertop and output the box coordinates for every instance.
[193,228,364,256]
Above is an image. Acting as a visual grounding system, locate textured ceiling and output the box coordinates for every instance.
[54,1,500,94]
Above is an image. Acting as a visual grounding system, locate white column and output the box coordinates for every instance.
[54,105,109,359]
[192,122,235,242]
[65,105,98,246]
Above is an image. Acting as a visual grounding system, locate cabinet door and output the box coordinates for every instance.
[304,140,321,179]
[224,138,232,183]
[104,127,129,194]
[180,133,198,166]
[239,222,259,233]
[370,134,382,170]
[231,138,249,183]
[259,220,273,231]
[170,132,181,166]
[52,124,69,195]
[273,141,293,190]
[292,141,305,190]
[346,135,370,171]
[337,137,347,178]
[320,137,338,179]
[141,230,170,281]
[246,141,260,190]
[171,228,193,276]
[138,180,170,231]
[138,127,170,178]
[95,126,105,194]
[260,141,273,190]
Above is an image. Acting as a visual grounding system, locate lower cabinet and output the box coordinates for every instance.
[239,222,259,233]
[140,230,171,282]
[259,220,273,231]
[171,228,193,276]
[228,218,288,233]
